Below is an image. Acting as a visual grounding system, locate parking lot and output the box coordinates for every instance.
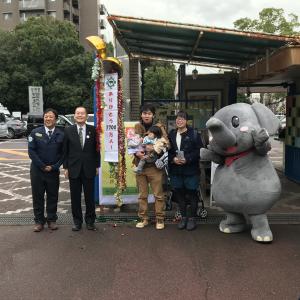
[0,137,284,218]
[0,138,72,217]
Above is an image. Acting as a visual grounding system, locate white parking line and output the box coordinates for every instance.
[0,170,70,194]
[0,207,33,215]
[0,180,23,185]
[0,162,30,171]
[13,186,31,191]
[0,194,32,203]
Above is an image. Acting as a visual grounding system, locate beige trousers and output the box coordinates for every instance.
[136,166,165,221]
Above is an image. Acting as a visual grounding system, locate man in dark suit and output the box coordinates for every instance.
[28,108,64,232]
[63,106,100,231]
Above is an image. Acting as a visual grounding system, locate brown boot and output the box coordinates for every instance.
[47,221,58,230]
[33,224,44,232]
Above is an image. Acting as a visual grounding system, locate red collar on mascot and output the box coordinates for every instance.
[225,149,254,167]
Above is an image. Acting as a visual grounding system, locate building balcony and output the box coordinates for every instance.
[63,2,70,12]
[72,0,78,9]
[19,0,45,11]
[72,14,79,24]
[72,7,78,16]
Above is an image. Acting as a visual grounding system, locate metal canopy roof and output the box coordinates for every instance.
[108,15,300,69]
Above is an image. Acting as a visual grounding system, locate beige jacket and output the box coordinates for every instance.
[133,121,169,166]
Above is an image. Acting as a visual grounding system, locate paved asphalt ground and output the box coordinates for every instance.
[0,224,299,300]
[0,137,299,300]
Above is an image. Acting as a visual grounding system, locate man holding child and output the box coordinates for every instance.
[133,105,169,230]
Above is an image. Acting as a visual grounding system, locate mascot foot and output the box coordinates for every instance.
[219,213,247,233]
[249,214,273,243]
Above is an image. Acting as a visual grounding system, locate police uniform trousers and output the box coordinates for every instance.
[30,164,59,224]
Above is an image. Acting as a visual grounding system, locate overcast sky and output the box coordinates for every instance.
[101,0,299,73]
[102,0,300,29]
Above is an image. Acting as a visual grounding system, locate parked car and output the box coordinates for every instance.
[6,116,27,139]
[0,113,8,138]
[65,114,75,124]
[26,114,73,135]
[86,114,95,126]
[0,103,10,117]
[275,114,286,139]
[278,116,286,139]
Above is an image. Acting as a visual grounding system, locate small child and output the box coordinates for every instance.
[134,126,167,174]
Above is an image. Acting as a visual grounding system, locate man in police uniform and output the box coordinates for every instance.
[28,108,64,232]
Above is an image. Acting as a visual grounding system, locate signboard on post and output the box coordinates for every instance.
[104,73,119,162]
[28,86,43,114]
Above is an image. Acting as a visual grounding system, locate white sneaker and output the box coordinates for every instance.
[136,219,149,228]
[156,220,165,230]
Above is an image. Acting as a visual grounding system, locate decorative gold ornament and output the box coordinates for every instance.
[86,36,107,59]
[103,57,123,78]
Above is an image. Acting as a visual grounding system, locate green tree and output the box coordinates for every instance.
[236,93,251,104]
[144,62,177,100]
[106,41,114,57]
[234,8,300,35]
[234,8,299,110]
[0,17,94,114]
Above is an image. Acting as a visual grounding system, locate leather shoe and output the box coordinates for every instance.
[177,217,187,230]
[47,221,58,230]
[72,224,82,231]
[186,218,197,231]
[86,223,97,231]
[33,224,44,232]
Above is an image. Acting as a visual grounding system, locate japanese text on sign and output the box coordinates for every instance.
[104,73,119,162]
[28,86,43,114]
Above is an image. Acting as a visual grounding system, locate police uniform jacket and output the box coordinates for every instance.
[28,126,64,172]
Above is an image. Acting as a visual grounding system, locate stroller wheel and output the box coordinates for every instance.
[198,208,208,218]
[174,209,182,220]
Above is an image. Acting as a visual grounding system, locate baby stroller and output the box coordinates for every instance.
[156,151,208,219]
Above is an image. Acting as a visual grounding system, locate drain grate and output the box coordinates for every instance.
[0,213,300,225]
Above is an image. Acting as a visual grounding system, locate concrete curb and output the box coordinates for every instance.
[1,213,300,225]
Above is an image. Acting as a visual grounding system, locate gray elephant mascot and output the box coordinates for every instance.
[201,102,281,243]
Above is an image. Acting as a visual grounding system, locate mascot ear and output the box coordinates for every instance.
[251,103,280,135]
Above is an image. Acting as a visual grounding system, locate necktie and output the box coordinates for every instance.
[48,130,52,138]
[79,127,83,148]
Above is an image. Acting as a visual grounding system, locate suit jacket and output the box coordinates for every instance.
[28,126,64,172]
[63,124,100,179]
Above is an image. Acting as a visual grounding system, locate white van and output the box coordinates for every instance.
[0,103,10,117]
[0,113,8,138]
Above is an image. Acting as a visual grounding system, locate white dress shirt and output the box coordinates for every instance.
[45,126,55,137]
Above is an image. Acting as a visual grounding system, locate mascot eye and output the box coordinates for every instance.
[231,116,239,128]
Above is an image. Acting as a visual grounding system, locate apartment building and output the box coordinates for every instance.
[0,0,105,50]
